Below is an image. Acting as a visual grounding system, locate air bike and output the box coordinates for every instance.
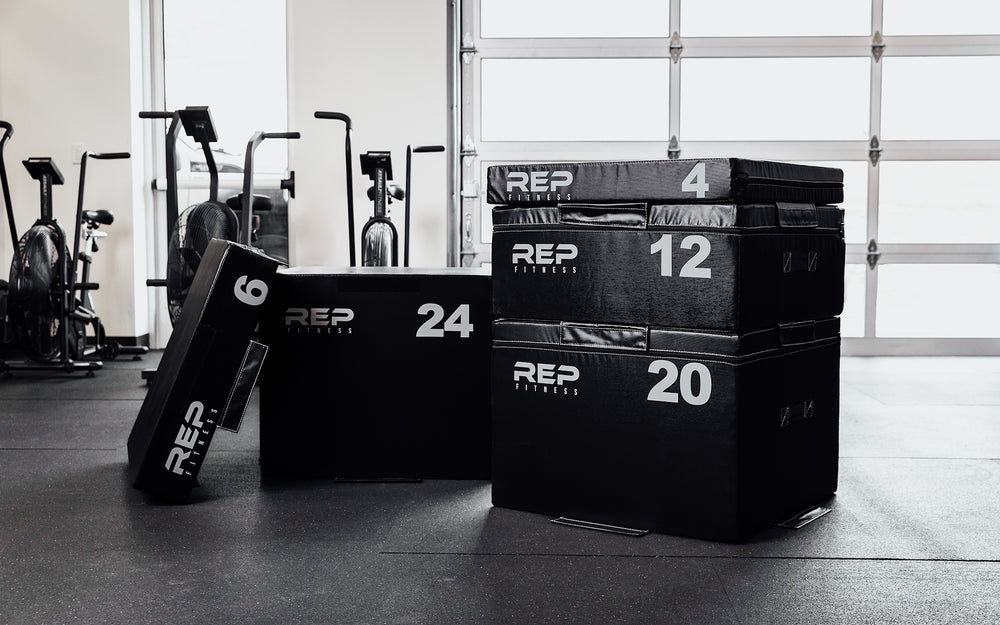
[139,106,297,381]
[0,120,146,375]
[314,111,443,267]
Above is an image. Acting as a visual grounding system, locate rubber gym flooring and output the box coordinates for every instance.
[1,354,998,624]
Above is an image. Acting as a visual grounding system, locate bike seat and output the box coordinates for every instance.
[367,185,405,202]
[226,194,273,213]
[84,209,114,225]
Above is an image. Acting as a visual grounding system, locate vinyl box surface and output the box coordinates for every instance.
[259,267,491,479]
[491,318,841,542]
[487,158,844,206]
[493,202,844,331]
[127,240,279,502]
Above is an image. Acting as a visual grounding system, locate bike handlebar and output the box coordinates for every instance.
[89,152,131,160]
[263,132,301,140]
[314,111,352,129]
[138,111,174,119]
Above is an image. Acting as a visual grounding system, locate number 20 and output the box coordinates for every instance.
[647,360,712,406]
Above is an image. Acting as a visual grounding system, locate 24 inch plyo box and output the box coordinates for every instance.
[492,202,845,331]
[491,317,841,542]
[259,267,491,479]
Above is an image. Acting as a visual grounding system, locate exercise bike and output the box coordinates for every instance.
[0,120,145,374]
[314,111,443,267]
[141,106,295,323]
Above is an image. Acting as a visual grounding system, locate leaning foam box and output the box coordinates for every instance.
[127,240,279,503]
[492,202,845,331]
[258,267,491,479]
[491,318,841,542]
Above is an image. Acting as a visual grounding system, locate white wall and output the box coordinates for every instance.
[0,0,148,339]
[287,0,449,268]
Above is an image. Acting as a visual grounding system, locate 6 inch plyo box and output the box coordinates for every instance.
[259,267,491,479]
[491,317,840,542]
[492,202,845,330]
[127,240,279,503]
[487,158,844,206]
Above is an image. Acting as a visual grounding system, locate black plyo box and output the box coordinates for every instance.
[491,318,840,542]
[259,267,491,479]
[487,158,844,206]
[492,203,844,331]
[127,240,279,503]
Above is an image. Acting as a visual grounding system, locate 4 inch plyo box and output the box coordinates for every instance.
[491,318,840,542]
[492,202,844,331]
[487,158,844,206]
[127,240,279,503]
[259,267,491,479]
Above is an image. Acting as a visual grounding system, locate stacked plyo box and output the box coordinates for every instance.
[488,158,845,542]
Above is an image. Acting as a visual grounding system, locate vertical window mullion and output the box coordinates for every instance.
[865,0,884,339]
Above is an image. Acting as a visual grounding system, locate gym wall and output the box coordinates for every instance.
[0,0,150,341]
[287,0,449,269]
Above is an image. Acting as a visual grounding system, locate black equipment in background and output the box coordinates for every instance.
[140,106,239,325]
[1,120,143,374]
[313,111,443,267]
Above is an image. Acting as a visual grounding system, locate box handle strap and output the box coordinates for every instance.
[560,322,648,351]
[776,202,818,228]
[219,340,269,433]
[557,203,648,229]
[779,321,817,346]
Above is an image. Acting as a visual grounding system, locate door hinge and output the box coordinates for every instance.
[460,180,480,199]
[866,239,881,269]
[869,136,882,166]
[872,31,885,62]
[460,135,478,168]
[669,32,683,64]
[461,33,477,65]
[668,136,681,160]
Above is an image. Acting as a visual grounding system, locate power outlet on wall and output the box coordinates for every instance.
[72,143,84,164]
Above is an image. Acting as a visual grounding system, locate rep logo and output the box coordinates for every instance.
[511,243,578,275]
[285,307,355,334]
[505,170,574,202]
[513,361,580,396]
[165,400,212,476]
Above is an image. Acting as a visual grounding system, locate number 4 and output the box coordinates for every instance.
[681,162,709,199]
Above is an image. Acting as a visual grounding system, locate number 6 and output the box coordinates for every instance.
[234,275,268,306]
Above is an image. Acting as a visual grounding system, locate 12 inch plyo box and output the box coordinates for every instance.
[491,317,841,542]
[259,267,491,479]
[492,202,845,330]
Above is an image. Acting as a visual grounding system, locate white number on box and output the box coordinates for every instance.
[647,360,712,406]
[681,162,709,198]
[650,234,712,279]
[416,303,474,338]
[233,275,268,306]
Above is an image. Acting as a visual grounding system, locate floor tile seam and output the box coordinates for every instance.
[0,447,121,452]
[0,397,145,402]
[839,455,1000,461]
[378,551,1000,565]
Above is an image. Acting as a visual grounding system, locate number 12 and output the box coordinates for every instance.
[650,234,712,278]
